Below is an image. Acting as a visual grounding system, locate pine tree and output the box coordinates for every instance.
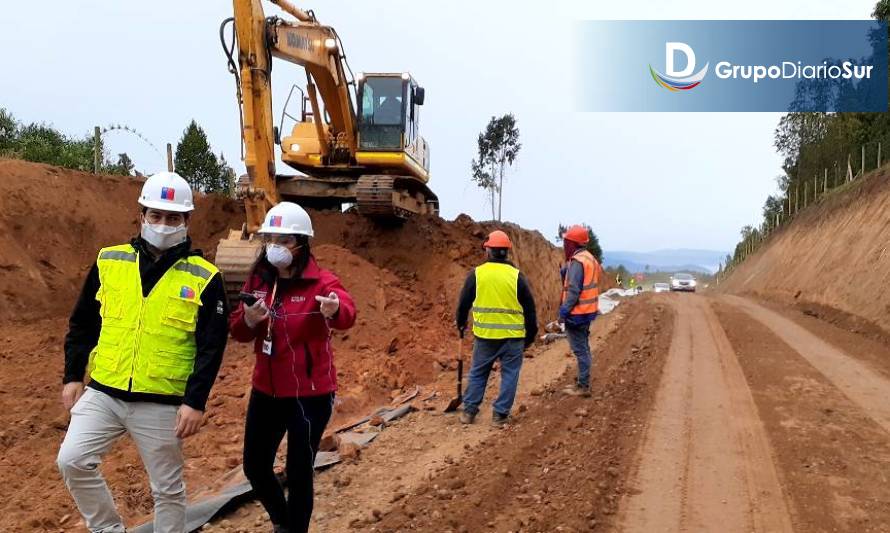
[174,120,220,192]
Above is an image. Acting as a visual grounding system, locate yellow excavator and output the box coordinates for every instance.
[216,0,437,297]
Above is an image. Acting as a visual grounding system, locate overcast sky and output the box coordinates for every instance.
[1,0,877,252]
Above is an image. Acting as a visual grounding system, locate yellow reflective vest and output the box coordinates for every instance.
[88,243,219,396]
[471,262,525,340]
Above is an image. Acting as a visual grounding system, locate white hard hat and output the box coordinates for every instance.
[259,202,314,237]
[139,172,195,213]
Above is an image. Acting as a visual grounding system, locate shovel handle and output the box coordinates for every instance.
[456,337,463,396]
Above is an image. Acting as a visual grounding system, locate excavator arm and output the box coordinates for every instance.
[217,0,437,301]
[231,0,356,232]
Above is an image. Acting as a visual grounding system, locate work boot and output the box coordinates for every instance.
[491,412,509,427]
[459,411,476,424]
[564,384,592,397]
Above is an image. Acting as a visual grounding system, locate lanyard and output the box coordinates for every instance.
[265,278,279,341]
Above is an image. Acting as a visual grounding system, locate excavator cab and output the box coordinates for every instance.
[355,73,430,177]
[357,73,424,150]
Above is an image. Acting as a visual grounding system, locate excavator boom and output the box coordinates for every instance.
[216,0,438,300]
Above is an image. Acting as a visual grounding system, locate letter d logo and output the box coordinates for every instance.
[649,42,709,92]
[666,42,695,77]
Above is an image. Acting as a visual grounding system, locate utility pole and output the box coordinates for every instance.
[166,143,174,172]
[93,126,101,174]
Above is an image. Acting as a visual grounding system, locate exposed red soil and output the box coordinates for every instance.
[0,160,564,531]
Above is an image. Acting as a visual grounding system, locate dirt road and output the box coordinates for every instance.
[188,293,890,532]
[617,295,793,533]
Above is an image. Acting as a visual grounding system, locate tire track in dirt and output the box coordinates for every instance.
[712,300,890,532]
[618,295,793,533]
[722,295,890,434]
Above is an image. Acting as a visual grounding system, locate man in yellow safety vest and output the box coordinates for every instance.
[57,171,229,533]
[455,230,537,427]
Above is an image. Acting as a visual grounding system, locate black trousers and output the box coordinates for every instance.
[243,389,333,533]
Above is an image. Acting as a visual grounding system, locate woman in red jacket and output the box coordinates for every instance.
[229,202,356,533]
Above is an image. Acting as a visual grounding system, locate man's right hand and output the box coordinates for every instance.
[62,382,85,411]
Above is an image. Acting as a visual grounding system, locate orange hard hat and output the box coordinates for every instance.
[563,225,589,245]
[483,230,512,249]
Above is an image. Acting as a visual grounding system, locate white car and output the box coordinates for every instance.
[670,273,697,292]
[653,282,670,293]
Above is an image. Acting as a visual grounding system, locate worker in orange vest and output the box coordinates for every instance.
[559,225,602,397]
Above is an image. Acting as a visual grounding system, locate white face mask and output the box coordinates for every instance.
[141,222,188,251]
[266,244,293,269]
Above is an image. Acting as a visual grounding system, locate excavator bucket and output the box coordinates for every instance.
[215,229,262,304]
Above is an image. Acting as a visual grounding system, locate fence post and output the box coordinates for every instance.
[795,183,800,212]
[823,168,828,195]
[878,142,882,168]
[93,126,101,174]
[814,175,818,200]
[862,145,866,176]
[804,182,808,208]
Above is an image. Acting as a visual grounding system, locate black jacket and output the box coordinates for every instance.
[63,237,229,411]
[455,258,538,347]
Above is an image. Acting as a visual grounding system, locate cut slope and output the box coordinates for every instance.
[721,166,890,335]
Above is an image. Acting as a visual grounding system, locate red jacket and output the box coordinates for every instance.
[229,256,357,397]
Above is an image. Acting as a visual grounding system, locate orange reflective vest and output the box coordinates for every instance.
[561,250,600,315]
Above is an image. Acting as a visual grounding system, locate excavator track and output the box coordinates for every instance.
[216,175,438,304]
[355,175,439,219]
[215,228,262,304]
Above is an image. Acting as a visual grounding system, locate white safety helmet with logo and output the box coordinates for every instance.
[138,171,195,213]
[258,202,314,237]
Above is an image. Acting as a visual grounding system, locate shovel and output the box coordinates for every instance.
[444,336,464,412]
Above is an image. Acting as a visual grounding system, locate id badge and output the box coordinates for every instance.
[262,338,273,356]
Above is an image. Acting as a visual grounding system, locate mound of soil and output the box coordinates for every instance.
[0,159,243,323]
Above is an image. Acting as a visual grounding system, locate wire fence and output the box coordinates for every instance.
[719,136,890,279]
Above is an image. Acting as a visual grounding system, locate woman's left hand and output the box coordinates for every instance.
[315,291,340,318]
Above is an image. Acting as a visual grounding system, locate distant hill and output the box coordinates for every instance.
[603,249,727,274]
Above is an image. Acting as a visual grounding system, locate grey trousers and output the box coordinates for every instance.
[57,388,186,533]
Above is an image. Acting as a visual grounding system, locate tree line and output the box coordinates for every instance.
[0,109,235,194]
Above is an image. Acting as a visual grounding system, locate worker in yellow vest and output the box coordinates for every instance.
[559,225,602,397]
[455,230,537,426]
[57,172,229,533]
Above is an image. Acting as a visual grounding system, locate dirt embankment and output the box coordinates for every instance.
[720,166,890,336]
[0,160,564,531]
[0,159,242,323]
